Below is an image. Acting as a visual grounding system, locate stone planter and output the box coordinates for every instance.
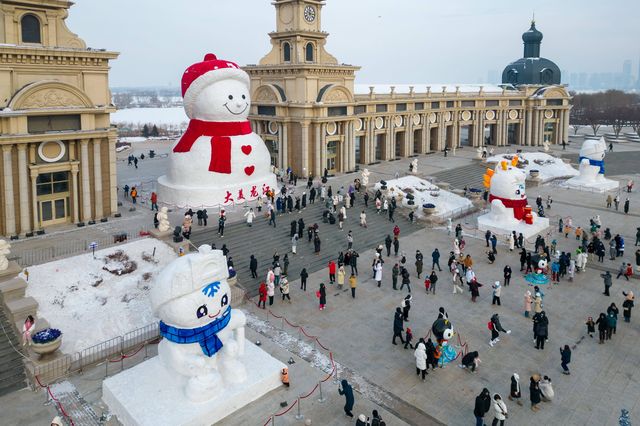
[422,204,436,215]
[529,170,540,179]
[31,337,62,356]
[467,189,483,200]
[437,182,450,190]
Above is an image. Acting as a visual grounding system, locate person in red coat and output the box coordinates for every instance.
[328,260,337,284]
[258,282,267,309]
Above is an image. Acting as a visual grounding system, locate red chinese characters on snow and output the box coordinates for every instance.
[221,185,271,205]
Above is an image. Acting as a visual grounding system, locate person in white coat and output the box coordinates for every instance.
[539,375,555,401]
[508,233,515,252]
[360,210,367,228]
[374,261,383,287]
[413,339,428,381]
[491,393,508,426]
[340,205,347,220]
[291,234,298,255]
[267,280,275,306]
[244,208,256,227]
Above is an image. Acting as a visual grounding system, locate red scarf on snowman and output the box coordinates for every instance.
[489,194,528,221]
[173,119,252,174]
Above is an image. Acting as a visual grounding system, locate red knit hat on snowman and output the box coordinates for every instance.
[181,53,250,119]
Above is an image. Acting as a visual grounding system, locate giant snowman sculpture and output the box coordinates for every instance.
[157,54,277,208]
[477,156,549,239]
[563,138,619,192]
[103,245,285,425]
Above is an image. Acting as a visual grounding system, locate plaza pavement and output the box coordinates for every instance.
[1,133,639,425]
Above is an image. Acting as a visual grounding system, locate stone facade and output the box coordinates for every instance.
[0,0,118,236]
[245,0,571,177]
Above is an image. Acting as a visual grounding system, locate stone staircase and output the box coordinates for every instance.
[190,192,419,297]
[0,296,27,397]
[431,161,489,191]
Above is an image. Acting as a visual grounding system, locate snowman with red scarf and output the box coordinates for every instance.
[158,54,277,208]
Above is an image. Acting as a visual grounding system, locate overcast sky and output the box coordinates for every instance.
[67,0,640,88]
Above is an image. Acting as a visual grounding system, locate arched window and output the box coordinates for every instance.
[283,42,291,62]
[21,14,41,44]
[305,43,314,62]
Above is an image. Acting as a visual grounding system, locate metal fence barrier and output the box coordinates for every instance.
[28,322,160,388]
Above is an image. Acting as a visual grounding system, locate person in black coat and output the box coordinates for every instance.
[290,220,297,238]
[338,379,355,418]
[530,375,541,411]
[349,250,359,276]
[622,292,634,322]
[534,311,549,350]
[503,265,512,286]
[385,235,393,257]
[300,268,308,291]
[510,373,522,406]
[249,255,258,278]
[595,312,608,343]
[560,345,571,374]
[460,351,479,372]
[297,218,305,238]
[474,388,491,424]
[392,307,405,345]
[519,248,527,271]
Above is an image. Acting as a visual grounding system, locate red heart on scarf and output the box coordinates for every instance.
[241,145,252,155]
[244,166,255,176]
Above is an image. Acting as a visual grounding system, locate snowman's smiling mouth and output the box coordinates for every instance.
[224,103,248,115]
[208,309,221,319]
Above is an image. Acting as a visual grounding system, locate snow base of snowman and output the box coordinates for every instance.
[562,173,619,193]
[478,200,549,239]
[103,339,285,426]
[157,174,277,209]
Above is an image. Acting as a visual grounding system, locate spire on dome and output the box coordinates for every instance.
[522,20,543,58]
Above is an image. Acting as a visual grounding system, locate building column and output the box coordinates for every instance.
[517,119,525,146]
[282,122,288,170]
[92,139,103,218]
[424,122,431,153]
[421,116,427,154]
[301,122,309,178]
[17,144,30,234]
[107,135,117,215]
[71,164,80,223]
[2,146,16,235]
[386,118,393,160]
[30,170,38,231]
[526,109,533,146]
[80,139,92,221]
[557,110,564,145]
[346,121,354,171]
[314,123,322,177]
[439,115,445,152]
[563,110,570,143]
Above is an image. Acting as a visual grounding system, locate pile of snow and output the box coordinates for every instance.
[486,152,578,182]
[113,107,188,127]
[24,239,177,354]
[374,176,473,218]
[354,84,504,95]
[118,137,147,143]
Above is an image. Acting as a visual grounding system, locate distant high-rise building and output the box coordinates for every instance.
[623,60,632,76]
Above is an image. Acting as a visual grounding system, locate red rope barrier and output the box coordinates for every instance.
[268,310,284,319]
[315,338,331,352]
[284,318,300,328]
[274,398,298,416]
[300,383,320,399]
[35,375,75,426]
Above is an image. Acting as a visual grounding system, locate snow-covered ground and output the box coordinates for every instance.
[112,107,188,127]
[486,152,578,182]
[374,175,473,218]
[23,239,177,354]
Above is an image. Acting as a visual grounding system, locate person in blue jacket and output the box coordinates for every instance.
[338,379,354,418]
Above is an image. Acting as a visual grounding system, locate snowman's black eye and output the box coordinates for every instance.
[196,304,208,318]
[228,95,233,100]
[221,294,229,307]
[242,95,246,100]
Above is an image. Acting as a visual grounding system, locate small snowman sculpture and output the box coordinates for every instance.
[361,168,370,187]
[0,239,10,271]
[577,138,606,183]
[157,53,277,208]
[157,206,170,232]
[482,156,532,226]
[151,245,247,402]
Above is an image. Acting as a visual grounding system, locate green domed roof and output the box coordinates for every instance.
[522,22,543,44]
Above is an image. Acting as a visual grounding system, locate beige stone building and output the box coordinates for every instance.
[0,0,118,237]
[246,0,571,177]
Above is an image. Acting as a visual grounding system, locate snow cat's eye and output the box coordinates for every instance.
[221,294,229,307]
[196,304,208,318]
[228,95,233,100]
[242,95,246,100]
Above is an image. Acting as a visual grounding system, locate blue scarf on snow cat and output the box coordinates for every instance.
[159,306,232,357]
[579,156,604,174]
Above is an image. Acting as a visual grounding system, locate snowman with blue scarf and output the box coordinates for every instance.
[151,245,247,402]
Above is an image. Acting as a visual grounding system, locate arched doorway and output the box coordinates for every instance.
[413,129,422,154]
[430,127,439,152]
[375,134,385,162]
[326,140,339,173]
[395,131,404,158]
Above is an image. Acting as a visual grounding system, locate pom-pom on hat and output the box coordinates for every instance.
[181,53,250,119]
[150,245,229,313]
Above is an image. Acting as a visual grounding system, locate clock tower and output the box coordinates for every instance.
[244,0,360,178]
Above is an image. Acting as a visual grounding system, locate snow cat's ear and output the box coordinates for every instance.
[483,168,494,188]
[511,156,519,167]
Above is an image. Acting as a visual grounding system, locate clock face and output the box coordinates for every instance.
[304,5,316,23]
